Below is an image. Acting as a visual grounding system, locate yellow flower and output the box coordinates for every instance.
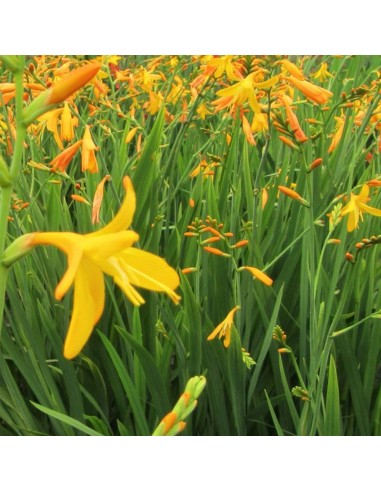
[26,176,180,359]
[340,184,381,232]
[60,102,78,142]
[207,306,240,348]
[312,62,332,83]
[213,73,280,113]
[81,125,98,173]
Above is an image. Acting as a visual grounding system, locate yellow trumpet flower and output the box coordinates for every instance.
[340,184,381,232]
[207,306,240,348]
[25,176,180,359]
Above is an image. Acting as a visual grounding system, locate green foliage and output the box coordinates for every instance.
[1,55,381,435]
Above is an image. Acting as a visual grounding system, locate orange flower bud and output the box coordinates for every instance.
[327,239,341,245]
[46,62,101,105]
[203,246,230,257]
[71,194,90,205]
[181,267,198,274]
[278,135,298,149]
[232,240,249,248]
[201,236,221,245]
[345,252,355,263]
[278,185,310,207]
[307,157,323,172]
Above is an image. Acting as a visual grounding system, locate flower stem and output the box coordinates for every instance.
[0,56,25,336]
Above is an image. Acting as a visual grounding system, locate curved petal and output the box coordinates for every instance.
[63,258,105,359]
[117,248,181,303]
[347,209,359,232]
[90,176,136,236]
[29,232,84,300]
[359,202,381,217]
[358,184,370,202]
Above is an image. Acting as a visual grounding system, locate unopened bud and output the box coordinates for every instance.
[1,233,35,268]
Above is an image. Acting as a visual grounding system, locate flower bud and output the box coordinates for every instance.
[1,234,35,268]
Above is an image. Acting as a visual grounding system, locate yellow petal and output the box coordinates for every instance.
[117,248,180,303]
[359,202,381,217]
[207,321,224,341]
[346,211,358,232]
[243,266,273,286]
[358,184,370,202]
[63,258,105,359]
[90,176,136,236]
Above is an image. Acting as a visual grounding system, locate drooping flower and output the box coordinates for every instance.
[25,176,180,359]
[207,306,240,348]
[340,184,381,232]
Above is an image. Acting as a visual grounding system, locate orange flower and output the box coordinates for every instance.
[92,175,111,224]
[50,140,83,172]
[81,125,99,173]
[328,116,345,153]
[242,114,256,146]
[284,75,333,105]
[279,96,308,143]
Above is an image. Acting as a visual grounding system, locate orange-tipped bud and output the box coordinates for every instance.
[345,252,355,263]
[232,240,249,248]
[184,232,198,237]
[201,236,221,245]
[307,157,323,173]
[278,135,299,149]
[203,246,230,257]
[71,194,90,205]
[46,62,101,105]
[181,267,198,274]
[327,239,341,245]
[189,198,195,208]
[278,348,291,354]
[278,185,310,207]
[201,226,222,237]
